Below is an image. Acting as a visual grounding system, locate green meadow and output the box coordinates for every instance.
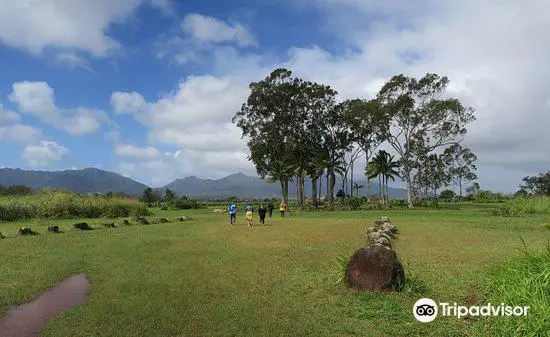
[1,204,548,336]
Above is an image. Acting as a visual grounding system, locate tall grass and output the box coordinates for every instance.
[0,190,149,221]
[493,196,550,216]
[472,240,550,336]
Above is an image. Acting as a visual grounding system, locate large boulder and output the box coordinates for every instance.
[0,232,6,239]
[18,227,38,235]
[345,245,404,292]
[152,217,169,223]
[103,223,117,228]
[73,222,93,230]
[121,219,130,226]
[47,225,60,233]
[135,216,149,225]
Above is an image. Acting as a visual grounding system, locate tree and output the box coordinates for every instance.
[233,68,305,204]
[141,187,156,204]
[353,183,364,197]
[439,189,455,201]
[443,144,477,198]
[165,188,176,202]
[519,171,550,196]
[343,99,386,202]
[423,154,449,199]
[377,73,475,208]
[466,182,480,198]
[367,150,400,203]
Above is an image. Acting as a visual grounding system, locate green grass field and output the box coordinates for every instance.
[1,205,548,336]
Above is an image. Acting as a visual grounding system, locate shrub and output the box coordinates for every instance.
[171,197,200,210]
[439,189,455,201]
[342,197,363,210]
[0,190,149,221]
[493,196,550,216]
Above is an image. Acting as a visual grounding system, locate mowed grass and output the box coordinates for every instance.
[0,205,549,336]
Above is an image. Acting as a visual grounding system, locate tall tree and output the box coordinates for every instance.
[233,68,305,204]
[442,144,477,198]
[520,171,550,196]
[343,99,386,202]
[377,73,476,208]
[141,187,156,204]
[164,188,176,202]
[423,154,449,199]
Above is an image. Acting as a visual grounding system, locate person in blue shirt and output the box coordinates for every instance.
[245,204,254,226]
[228,203,237,225]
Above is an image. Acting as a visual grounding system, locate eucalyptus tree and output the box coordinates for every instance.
[442,144,477,198]
[342,99,386,202]
[233,68,305,203]
[377,73,476,208]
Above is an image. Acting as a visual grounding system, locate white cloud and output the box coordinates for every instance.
[0,124,43,143]
[156,14,256,65]
[9,81,109,135]
[181,13,256,47]
[0,0,169,58]
[110,91,145,115]
[0,104,20,123]
[22,141,69,167]
[54,52,93,71]
[114,144,161,160]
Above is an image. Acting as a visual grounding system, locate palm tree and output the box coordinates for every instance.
[366,150,400,203]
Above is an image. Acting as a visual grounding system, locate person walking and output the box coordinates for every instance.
[258,204,267,225]
[228,202,237,225]
[267,201,274,218]
[245,204,254,226]
[279,200,287,218]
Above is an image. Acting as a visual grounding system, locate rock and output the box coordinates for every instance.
[380,216,390,222]
[18,227,37,235]
[366,226,377,235]
[47,225,60,233]
[174,216,193,222]
[121,219,130,225]
[345,245,405,292]
[0,232,6,239]
[103,223,117,228]
[367,231,391,246]
[152,217,169,223]
[381,222,398,234]
[135,216,149,225]
[375,236,392,249]
[73,222,92,230]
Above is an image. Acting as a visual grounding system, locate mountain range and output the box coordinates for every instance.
[0,168,408,199]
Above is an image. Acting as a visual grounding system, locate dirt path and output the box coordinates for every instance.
[0,274,89,337]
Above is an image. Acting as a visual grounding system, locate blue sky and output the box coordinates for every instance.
[0,0,549,191]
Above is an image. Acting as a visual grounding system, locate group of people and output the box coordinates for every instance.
[227,200,287,226]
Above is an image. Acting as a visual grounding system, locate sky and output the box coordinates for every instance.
[0,0,548,192]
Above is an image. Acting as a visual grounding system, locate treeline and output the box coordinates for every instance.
[140,187,201,210]
[233,69,477,208]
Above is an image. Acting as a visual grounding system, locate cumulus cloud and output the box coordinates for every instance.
[114,143,161,160]
[54,52,93,71]
[110,92,146,115]
[156,14,256,65]
[0,0,170,58]
[0,104,20,123]
[21,141,69,167]
[181,14,256,47]
[0,124,43,143]
[9,81,109,135]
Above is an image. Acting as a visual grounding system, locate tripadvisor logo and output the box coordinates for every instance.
[413,298,530,323]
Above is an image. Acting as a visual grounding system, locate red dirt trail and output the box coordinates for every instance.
[0,274,89,337]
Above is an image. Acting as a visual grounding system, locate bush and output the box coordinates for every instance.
[439,189,455,201]
[493,196,550,216]
[171,197,200,210]
[342,197,363,210]
[0,190,149,221]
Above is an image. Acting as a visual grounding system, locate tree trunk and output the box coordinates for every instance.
[405,172,414,208]
[280,180,289,204]
[366,176,371,203]
[350,164,354,199]
[319,173,323,202]
[299,175,305,208]
[385,176,389,203]
[458,178,463,198]
[311,177,318,204]
[328,171,336,204]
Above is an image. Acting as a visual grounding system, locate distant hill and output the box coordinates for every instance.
[0,168,409,200]
[162,172,408,200]
[0,168,148,197]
